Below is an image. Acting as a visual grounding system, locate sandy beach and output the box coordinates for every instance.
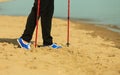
[0,15,120,75]
[0,0,120,74]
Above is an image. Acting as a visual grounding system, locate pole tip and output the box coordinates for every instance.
[66,43,70,47]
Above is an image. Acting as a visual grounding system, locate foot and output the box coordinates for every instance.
[17,38,31,50]
[50,43,62,49]
[38,43,62,49]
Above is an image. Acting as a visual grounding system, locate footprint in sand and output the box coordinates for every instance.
[29,66,38,70]
[108,54,116,57]
[2,43,7,46]
[24,64,38,70]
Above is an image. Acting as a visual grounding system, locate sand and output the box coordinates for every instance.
[0,15,120,75]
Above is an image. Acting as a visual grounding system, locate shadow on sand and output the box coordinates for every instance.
[0,38,18,46]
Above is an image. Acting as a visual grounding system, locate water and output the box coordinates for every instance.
[0,0,120,32]
[0,0,33,15]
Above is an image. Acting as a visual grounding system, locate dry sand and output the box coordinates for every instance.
[0,15,120,75]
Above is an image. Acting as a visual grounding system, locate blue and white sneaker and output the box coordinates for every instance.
[17,38,31,50]
[50,43,62,49]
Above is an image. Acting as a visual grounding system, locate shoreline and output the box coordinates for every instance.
[55,17,120,33]
[74,19,120,33]
[54,17,120,34]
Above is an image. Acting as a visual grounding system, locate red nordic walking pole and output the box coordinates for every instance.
[35,0,40,48]
[66,0,70,47]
